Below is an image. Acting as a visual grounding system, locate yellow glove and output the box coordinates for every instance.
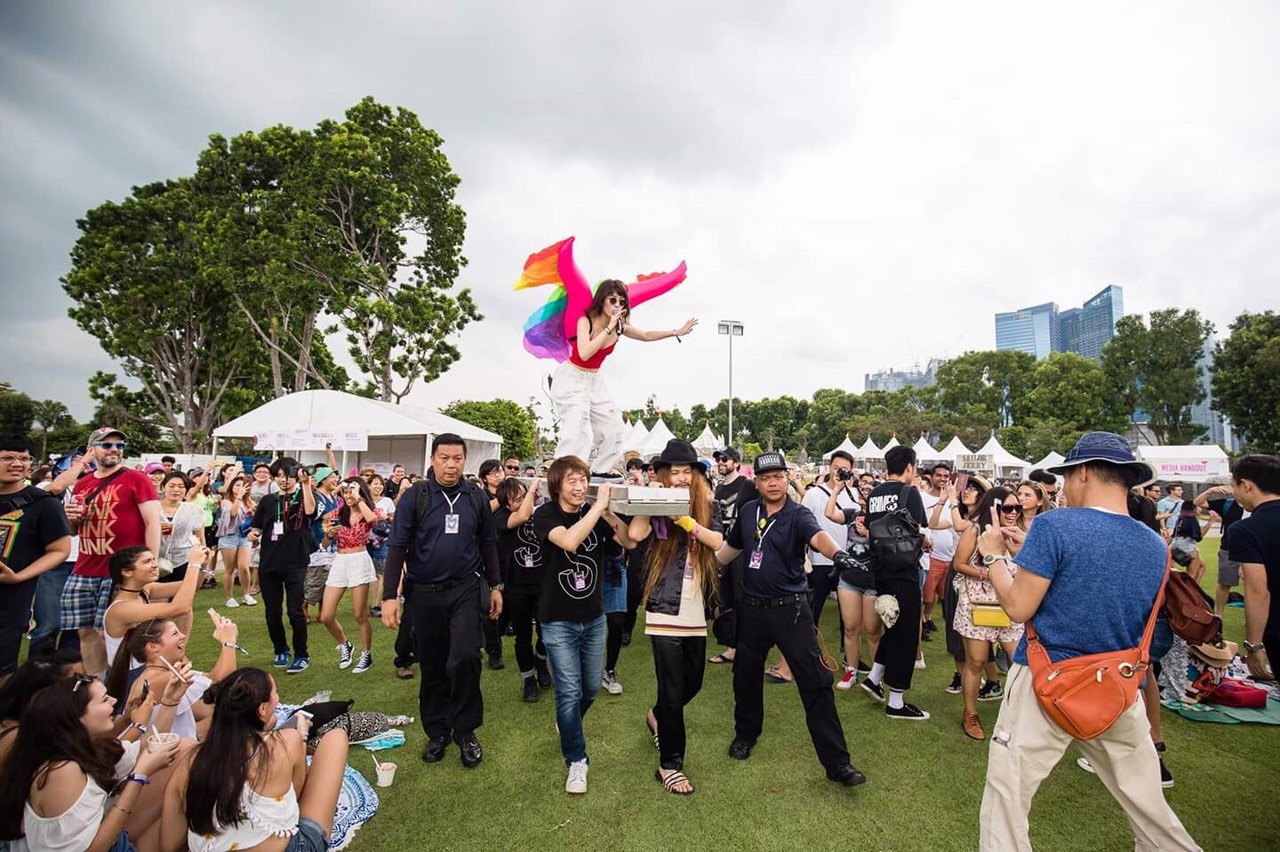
[673,516,697,533]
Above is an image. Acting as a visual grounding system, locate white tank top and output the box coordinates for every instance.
[187,782,301,852]
[16,741,140,852]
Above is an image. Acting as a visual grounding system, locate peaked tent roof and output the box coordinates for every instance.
[1032,451,1066,471]
[856,436,882,458]
[911,435,940,461]
[823,435,859,462]
[692,422,721,455]
[636,417,677,459]
[882,435,901,451]
[975,434,1031,473]
[620,419,651,452]
[936,435,972,462]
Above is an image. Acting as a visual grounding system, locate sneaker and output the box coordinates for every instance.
[352,650,373,674]
[536,660,552,688]
[1076,756,1096,774]
[565,759,589,794]
[369,606,382,618]
[836,667,858,691]
[522,676,540,703]
[487,652,505,671]
[923,618,937,633]
[337,641,354,669]
[242,594,257,606]
[225,597,240,608]
[978,680,1004,702]
[602,669,623,695]
[946,672,963,694]
[1159,757,1174,788]
[860,679,885,703]
[914,656,927,670]
[886,702,931,721]
[286,657,310,674]
[273,652,290,668]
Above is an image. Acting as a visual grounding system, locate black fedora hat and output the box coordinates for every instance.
[651,439,700,470]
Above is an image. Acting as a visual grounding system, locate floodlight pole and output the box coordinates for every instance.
[718,320,744,448]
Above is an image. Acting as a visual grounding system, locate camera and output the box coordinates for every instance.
[835,468,853,482]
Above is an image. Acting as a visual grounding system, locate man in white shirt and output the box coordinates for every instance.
[920,463,956,640]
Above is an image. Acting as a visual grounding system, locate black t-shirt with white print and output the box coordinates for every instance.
[532,501,616,623]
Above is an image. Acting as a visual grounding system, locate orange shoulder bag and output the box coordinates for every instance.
[1023,562,1169,741]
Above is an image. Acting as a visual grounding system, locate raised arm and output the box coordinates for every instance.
[508,478,540,527]
[621,317,698,343]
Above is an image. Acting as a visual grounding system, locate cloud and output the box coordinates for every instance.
[3,0,1278,428]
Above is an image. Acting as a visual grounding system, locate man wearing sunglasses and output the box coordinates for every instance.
[503,457,522,478]
[61,427,161,678]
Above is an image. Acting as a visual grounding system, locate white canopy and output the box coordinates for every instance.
[1032,451,1066,472]
[1135,444,1231,484]
[621,419,651,453]
[911,435,940,461]
[691,422,722,456]
[211,389,503,475]
[636,417,677,460]
[822,435,859,462]
[883,435,901,451]
[936,435,972,462]
[856,436,882,459]
[975,435,1032,478]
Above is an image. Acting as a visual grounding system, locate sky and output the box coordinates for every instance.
[3,1,1278,427]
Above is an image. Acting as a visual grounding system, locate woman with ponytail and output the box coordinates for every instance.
[160,668,349,852]
[0,675,183,852]
[630,440,723,795]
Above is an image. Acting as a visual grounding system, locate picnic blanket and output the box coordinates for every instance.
[1161,697,1280,725]
[330,763,380,850]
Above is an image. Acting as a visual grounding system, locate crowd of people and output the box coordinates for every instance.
[1,420,1277,850]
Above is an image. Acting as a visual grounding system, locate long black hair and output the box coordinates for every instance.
[495,477,526,510]
[185,668,274,837]
[0,660,61,723]
[338,477,373,527]
[105,617,169,707]
[972,486,1015,535]
[0,677,124,840]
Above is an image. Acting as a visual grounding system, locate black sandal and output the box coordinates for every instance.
[655,768,695,795]
[645,715,659,750]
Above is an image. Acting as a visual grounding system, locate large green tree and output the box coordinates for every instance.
[935,350,1035,429]
[87,372,175,455]
[0,388,35,437]
[30,400,75,459]
[1101,309,1214,444]
[1211,311,1280,452]
[441,399,537,462]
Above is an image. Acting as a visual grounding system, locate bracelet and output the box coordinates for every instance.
[222,642,250,656]
[160,700,180,707]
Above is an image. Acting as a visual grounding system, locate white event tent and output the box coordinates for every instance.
[975,434,1032,480]
[636,417,677,460]
[211,389,503,475]
[856,436,882,459]
[822,435,859,462]
[911,435,940,462]
[621,419,651,453]
[1135,445,1231,484]
[936,435,972,463]
[882,435,901,452]
[1032,451,1066,473]
[691,423,722,456]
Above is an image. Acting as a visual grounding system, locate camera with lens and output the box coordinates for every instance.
[835,468,854,482]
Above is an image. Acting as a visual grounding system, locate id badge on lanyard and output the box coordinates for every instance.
[442,490,462,535]
[749,549,763,570]
[271,521,284,539]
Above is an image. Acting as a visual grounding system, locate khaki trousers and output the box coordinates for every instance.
[979,664,1201,852]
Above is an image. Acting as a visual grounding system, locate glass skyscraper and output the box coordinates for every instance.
[994,286,1123,362]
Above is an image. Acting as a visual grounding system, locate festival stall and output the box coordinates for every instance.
[692,422,723,457]
[935,435,973,463]
[822,435,859,463]
[1135,445,1231,484]
[911,435,941,464]
[620,418,651,454]
[957,435,1032,481]
[211,389,502,475]
[635,416,677,460]
[1032,451,1067,475]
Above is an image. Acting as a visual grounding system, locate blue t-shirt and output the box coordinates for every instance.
[726,498,822,597]
[1013,508,1166,665]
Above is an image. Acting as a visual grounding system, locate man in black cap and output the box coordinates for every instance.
[714,450,866,787]
[708,447,756,665]
[381,433,503,768]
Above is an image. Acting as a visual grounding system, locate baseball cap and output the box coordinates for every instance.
[714,447,742,462]
[89,426,127,444]
[754,451,787,475]
[144,462,165,474]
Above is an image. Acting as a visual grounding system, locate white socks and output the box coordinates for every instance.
[888,689,905,710]
[868,662,886,686]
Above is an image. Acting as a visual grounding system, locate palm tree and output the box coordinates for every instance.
[31,399,72,460]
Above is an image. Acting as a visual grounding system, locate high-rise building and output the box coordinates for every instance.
[994,285,1123,362]
[1189,338,1239,450]
[995,302,1060,359]
[864,358,946,392]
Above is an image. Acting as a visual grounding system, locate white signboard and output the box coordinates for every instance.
[956,453,995,474]
[253,430,369,452]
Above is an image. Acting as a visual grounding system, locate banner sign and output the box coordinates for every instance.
[253,430,369,452]
[955,453,995,474]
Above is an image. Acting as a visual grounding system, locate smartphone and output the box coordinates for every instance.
[140,679,150,701]
[954,473,969,496]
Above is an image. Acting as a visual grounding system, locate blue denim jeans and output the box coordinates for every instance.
[28,562,79,652]
[541,614,606,765]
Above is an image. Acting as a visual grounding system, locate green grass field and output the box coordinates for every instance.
[179,539,1278,851]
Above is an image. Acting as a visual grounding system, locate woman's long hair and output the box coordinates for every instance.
[105,617,169,706]
[586,280,629,324]
[0,660,61,723]
[185,668,274,837]
[338,477,374,527]
[0,677,124,840]
[643,469,718,607]
[970,486,1015,537]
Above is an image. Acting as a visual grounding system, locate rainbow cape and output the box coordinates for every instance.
[514,237,687,362]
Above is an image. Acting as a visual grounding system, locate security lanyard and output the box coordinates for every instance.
[755,505,780,546]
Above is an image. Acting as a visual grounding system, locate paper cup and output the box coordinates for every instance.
[375,761,397,787]
[147,732,179,752]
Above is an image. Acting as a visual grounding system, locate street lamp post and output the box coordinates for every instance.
[717,320,744,448]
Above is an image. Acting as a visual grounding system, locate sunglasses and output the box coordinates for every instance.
[93,441,128,451]
[504,465,520,471]
[1000,504,1023,515]
[71,672,95,693]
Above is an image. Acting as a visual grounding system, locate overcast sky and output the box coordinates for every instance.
[3,1,1278,427]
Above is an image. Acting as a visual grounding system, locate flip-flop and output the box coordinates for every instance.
[655,769,695,795]
[645,716,659,749]
[709,653,735,665]
[765,667,793,684]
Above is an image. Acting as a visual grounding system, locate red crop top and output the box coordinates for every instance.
[568,319,618,369]
[334,516,372,549]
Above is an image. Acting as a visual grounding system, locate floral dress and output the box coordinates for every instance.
[953,550,1026,645]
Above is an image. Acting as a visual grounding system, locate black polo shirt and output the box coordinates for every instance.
[726,498,821,597]
[388,477,496,584]
[1224,498,1280,644]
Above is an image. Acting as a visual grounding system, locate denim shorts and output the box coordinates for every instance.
[218,533,250,550]
[837,577,877,597]
[286,817,328,852]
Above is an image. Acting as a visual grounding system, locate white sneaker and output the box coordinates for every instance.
[601,669,623,695]
[836,667,857,691]
[565,759,589,794]
[914,656,926,670]
[225,597,240,608]
[242,594,257,606]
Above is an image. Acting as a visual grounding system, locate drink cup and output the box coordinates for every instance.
[375,761,397,787]
[147,731,179,752]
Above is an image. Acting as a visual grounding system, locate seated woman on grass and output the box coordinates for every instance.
[0,674,186,852]
[161,667,349,852]
[104,544,207,673]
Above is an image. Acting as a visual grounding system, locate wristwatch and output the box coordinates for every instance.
[982,552,1009,567]
[492,583,505,592]
[1243,640,1265,656]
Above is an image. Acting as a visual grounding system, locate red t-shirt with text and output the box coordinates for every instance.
[72,469,157,578]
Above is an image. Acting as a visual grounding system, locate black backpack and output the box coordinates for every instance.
[867,485,925,578]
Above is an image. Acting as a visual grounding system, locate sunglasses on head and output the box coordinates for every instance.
[71,672,95,693]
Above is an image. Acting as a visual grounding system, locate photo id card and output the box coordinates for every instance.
[445,513,460,535]
[749,549,763,570]
[271,521,284,539]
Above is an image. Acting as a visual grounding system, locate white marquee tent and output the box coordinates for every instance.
[211,389,503,475]
[620,419,651,453]
[1032,451,1066,473]
[691,423,722,456]
[822,435,859,462]
[936,435,972,463]
[975,434,1032,479]
[882,435,901,452]
[911,435,940,462]
[636,417,677,460]
[856,436,882,459]
[1135,445,1231,484]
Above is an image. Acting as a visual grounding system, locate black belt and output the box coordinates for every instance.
[412,576,474,594]
[742,593,807,609]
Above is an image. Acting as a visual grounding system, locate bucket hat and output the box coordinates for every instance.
[1047,431,1155,488]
